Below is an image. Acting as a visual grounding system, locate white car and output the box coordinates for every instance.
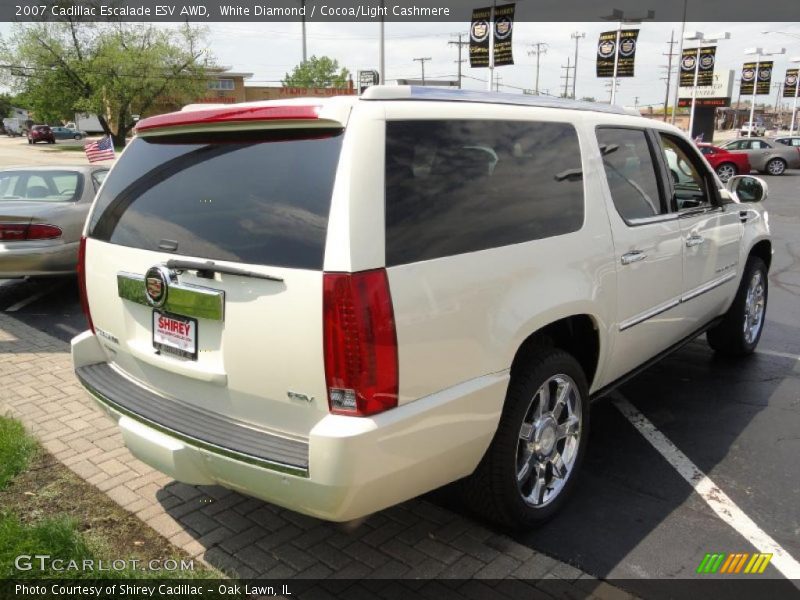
[72,87,772,527]
[740,121,766,137]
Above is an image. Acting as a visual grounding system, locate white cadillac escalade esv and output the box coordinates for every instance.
[72,87,771,527]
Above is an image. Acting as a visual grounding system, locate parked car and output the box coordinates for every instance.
[774,135,800,148]
[0,166,108,277]
[51,126,87,141]
[740,121,766,137]
[696,143,752,182]
[27,125,55,144]
[72,87,771,527]
[721,137,800,175]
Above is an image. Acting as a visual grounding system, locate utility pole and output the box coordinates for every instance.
[527,42,548,95]
[570,32,585,99]
[494,73,502,92]
[413,57,431,85]
[300,0,307,62]
[662,30,678,121]
[671,0,688,124]
[448,34,469,89]
[561,57,572,98]
[605,79,620,102]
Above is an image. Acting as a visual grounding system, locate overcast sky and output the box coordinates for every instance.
[3,20,800,107]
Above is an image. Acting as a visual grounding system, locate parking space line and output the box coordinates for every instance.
[613,395,800,581]
[3,284,62,313]
[757,348,800,361]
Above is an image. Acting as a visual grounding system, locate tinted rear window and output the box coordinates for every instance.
[88,129,343,270]
[385,120,584,266]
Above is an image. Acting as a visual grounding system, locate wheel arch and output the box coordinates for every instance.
[749,239,772,271]
[510,314,601,389]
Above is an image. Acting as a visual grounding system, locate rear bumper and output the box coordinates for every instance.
[72,331,507,521]
[0,241,79,277]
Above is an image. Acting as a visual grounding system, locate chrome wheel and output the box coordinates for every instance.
[716,164,736,182]
[766,159,786,176]
[516,374,582,508]
[743,271,765,345]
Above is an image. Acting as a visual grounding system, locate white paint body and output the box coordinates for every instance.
[72,90,771,521]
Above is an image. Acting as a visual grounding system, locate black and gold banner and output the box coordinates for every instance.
[493,3,515,67]
[596,29,639,78]
[740,61,773,95]
[469,7,491,67]
[784,69,799,98]
[680,46,716,87]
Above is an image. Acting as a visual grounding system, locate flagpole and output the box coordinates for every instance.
[610,22,621,104]
[487,0,496,91]
[791,71,800,135]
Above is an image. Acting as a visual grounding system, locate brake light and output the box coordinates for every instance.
[323,269,398,416]
[136,104,322,132]
[77,236,94,333]
[0,223,61,240]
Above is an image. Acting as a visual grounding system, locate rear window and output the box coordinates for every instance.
[87,129,343,270]
[385,119,584,266]
[0,171,82,202]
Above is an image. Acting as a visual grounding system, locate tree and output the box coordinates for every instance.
[282,56,350,89]
[1,21,212,146]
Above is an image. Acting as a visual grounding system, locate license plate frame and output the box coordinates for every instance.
[152,310,198,361]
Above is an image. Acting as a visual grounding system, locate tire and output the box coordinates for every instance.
[765,158,786,176]
[715,162,737,182]
[461,346,590,527]
[707,256,768,356]
[27,139,32,145]
[73,134,82,140]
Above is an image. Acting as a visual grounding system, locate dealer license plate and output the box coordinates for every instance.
[153,311,198,360]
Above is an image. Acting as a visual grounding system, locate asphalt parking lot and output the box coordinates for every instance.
[1,136,799,594]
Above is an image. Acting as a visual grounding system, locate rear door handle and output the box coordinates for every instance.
[686,234,705,248]
[621,250,647,265]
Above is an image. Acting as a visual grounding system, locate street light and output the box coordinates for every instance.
[743,47,787,138]
[683,31,730,138]
[601,8,655,105]
[789,56,800,135]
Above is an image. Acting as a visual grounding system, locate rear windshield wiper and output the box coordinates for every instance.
[165,259,284,282]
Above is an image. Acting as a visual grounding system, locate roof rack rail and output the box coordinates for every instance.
[361,85,633,116]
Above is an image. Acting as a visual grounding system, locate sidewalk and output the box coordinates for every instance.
[0,313,633,597]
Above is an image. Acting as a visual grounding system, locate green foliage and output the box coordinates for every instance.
[0,416,36,489]
[1,22,212,145]
[283,55,350,89]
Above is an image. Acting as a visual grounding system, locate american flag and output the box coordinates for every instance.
[84,136,115,163]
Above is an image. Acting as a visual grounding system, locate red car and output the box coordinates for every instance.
[27,125,55,145]
[697,143,750,182]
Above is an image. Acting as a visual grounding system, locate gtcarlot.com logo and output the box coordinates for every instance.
[697,552,772,574]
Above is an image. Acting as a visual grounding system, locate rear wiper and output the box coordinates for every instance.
[165,259,284,282]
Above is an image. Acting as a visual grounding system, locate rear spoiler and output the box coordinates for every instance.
[136,101,350,136]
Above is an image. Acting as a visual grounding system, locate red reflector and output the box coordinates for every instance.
[78,236,94,333]
[0,223,61,241]
[26,224,62,240]
[136,104,322,132]
[323,269,398,417]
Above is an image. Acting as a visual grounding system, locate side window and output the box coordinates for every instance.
[384,119,584,266]
[659,134,713,211]
[92,170,108,192]
[754,140,772,149]
[595,128,664,222]
[700,146,713,155]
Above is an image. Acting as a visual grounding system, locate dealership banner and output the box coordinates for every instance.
[492,4,515,66]
[469,4,515,68]
[784,69,799,98]
[596,29,639,78]
[740,61,773,95]
[680,46,716,87]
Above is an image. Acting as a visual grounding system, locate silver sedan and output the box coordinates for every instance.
[0,166,108,277]
[720,137,800,176]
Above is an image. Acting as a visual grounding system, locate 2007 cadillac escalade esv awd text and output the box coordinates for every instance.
[72,87,771,527]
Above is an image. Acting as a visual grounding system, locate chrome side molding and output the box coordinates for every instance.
[117,272,225,321]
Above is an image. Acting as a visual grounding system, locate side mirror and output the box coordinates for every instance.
[726,175,768,203]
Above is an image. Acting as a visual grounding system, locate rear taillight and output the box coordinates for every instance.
[0,223,61,241]
[78,236,94,333]
[323,269,398,417]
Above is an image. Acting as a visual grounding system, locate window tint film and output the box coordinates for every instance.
[596,128,663,221]
[88,130,343,270]
[385,120,584,265]
[659,134,711,210]
[0,171,82,202]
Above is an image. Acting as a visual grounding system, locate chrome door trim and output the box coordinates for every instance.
[117,272,225,321]
[680,271,737,303]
